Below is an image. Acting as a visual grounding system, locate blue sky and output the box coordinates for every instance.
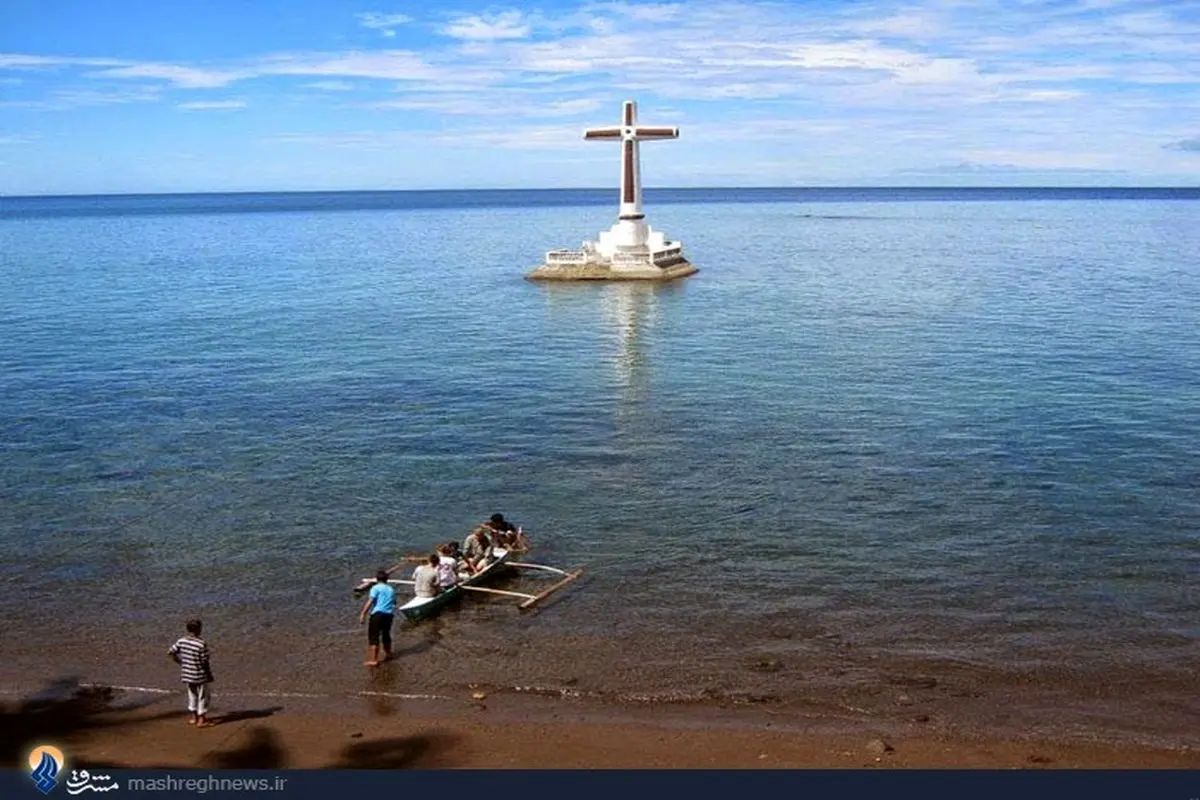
[2,0,1199,194]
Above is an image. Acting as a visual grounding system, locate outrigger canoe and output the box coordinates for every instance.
[354,547,583,622]
[399,547,512,622]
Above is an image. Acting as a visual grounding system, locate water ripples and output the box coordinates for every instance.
[1,193,1198,742]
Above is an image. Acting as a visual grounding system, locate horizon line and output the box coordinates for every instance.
[4,185,1200,200]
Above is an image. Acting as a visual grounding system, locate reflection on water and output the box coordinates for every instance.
[538,281,682,413]
[602,283,656,409]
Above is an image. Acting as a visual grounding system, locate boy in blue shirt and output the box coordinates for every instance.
[358,570,396,667]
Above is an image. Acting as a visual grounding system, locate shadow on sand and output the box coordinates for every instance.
[329,734,458,769]
[200,727,457,769]
[2,678,460,769]
[203,726,288,769]
[216,706,284,725]
[0,677,182,767]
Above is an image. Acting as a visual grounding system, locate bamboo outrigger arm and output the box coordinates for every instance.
[518,568,584,610]
[457,585,537,600]
[509,562,575,577]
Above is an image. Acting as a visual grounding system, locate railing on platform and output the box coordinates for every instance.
[545,249,591,264]
[544,244,685,268]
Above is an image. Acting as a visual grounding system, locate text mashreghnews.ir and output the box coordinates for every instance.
[126,775,288,793]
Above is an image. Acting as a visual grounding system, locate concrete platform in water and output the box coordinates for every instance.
[526,260,698,282]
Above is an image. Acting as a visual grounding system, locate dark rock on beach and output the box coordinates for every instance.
[866,739,895,756]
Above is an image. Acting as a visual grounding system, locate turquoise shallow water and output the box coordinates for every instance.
[1,189,1198,744]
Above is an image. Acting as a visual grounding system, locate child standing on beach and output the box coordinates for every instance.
[168,618,215,728]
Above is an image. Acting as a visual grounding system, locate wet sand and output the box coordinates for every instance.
[3,591,1199,764]
[4,683,1199,770]
[3,607,1197,757]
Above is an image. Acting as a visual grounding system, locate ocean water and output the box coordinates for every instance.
[1,188,1198,745]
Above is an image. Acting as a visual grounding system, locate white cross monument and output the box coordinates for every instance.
[529,100,696,281]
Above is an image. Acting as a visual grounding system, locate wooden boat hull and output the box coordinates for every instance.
[399,584,462,622]
[398,548,511,622]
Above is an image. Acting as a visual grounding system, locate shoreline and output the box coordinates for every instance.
[3,590,1197,760]
[4,622,1197,757]
[4,680,1199,770]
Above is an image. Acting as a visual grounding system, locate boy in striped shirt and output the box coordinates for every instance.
[169,618,215,728]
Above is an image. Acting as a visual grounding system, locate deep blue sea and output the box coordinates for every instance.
[2,188,1198,745]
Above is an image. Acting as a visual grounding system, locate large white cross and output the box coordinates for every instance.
[584,100,678,223]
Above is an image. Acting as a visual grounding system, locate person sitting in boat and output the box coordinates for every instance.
[412,553,441,599]
[435,544,460,590]
[512,527,530,552]
[462,526,494,572]
[482,513,530,551]
[444,540,475,578]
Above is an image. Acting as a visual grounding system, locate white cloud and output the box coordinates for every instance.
[956,149,1120,170]
[547,97,604,115]
[90,63,243,88]
[441,11,531,41]
[615,3,684,22]
[892,58,984,86]
[177,99,248,110]
[256,50,445,82]
[266,131,392,149]
[0,86,161,109]
[6,1,1200,183]
[684,118,850,141]
[6,0,1188,106]
[304,80,357,91]
[0,54,124,69]
[998,64,1114,81]
[1164,137,1200,153]
[1111,10,1189,37]
[0,133,37,145]
[367,93,603,117]
[1117,63,1200,84]
[847,10,946,39]
[268,124,582,151]
[438,125,582,149]
[356,12,414,37]
[1014,89,1084,102]
[8,50,455,89]
[896,160,1126,175]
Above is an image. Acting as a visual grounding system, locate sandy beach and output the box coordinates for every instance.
[4,681,1199,771]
